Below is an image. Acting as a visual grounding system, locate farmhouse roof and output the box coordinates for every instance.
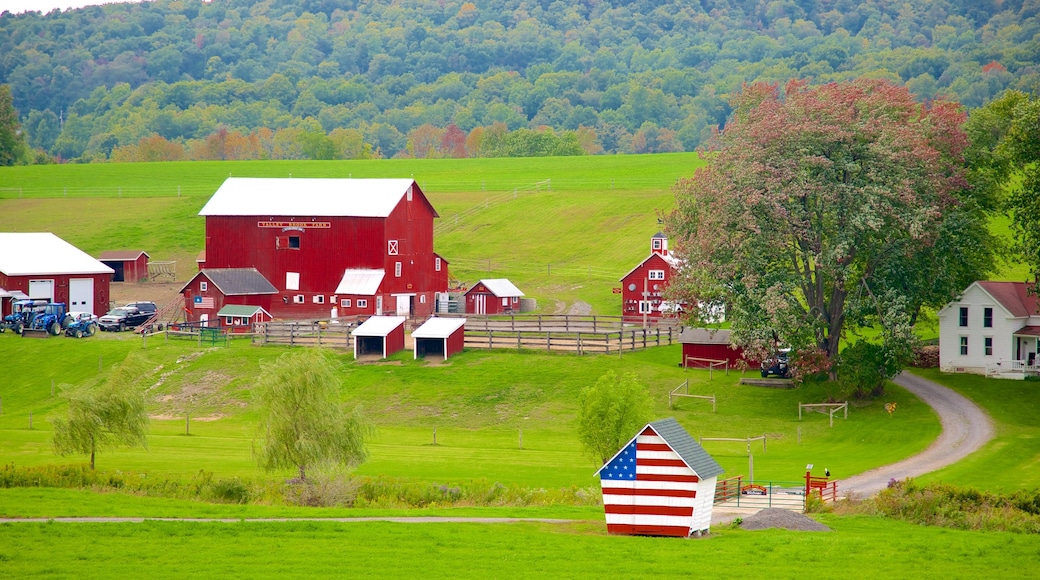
[975,281,1040,318]
[594,417,725,480]
[619,251,682,282]
[0,233,114,276]
[98,250,150,261]
[216,304,270,318]
[1013,325,1040,337]
[352,315,406,337]
[335,269,385,296]
[412,317,466,338]
[678,328,732,345]
[199,177,439,218]
[179,268,278,295]
[469,278,524,298]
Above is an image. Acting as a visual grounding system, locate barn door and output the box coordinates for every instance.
[29,279,54,301]
[396,294,410,316]
[69,278,94,313]
[474,294,486,315]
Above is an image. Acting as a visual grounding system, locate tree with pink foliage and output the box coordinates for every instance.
[667,79,995,380]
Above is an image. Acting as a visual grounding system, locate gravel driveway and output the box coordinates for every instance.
[835,371,995,498]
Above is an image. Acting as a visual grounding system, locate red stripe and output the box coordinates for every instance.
[636,443,673,452]
[607,524,690,537]
[637,473,699,482]
[640,426,657,436]
[602,487,696,498]
[604,505,693,517]
[636,458,688,469]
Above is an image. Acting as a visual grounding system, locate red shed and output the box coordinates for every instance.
[465,279,524,315]
[678,328,752,368]
[352,315,406,359]
[620,233,683,325]
[0,232,113,317]
[179,268,277,326]
[412,317,466,361]
[98,250,150,283]
[198,178,448,320]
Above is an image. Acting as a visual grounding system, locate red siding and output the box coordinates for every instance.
[682,343,750,367]
[446,326,465,358]
[464,282,519,315]
[0,273,111,317]
[621,254,676,324]
[386,324,405,357]
[181,273,274,324]
[202,183,446,319]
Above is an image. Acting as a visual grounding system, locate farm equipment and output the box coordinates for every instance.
[22,302,70,338]
[64,312,98,338]
[1,299,44,334]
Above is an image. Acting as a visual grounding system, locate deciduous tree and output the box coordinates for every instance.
[577,371,653,464]
[668,79,987,374]
[253,349,370,482]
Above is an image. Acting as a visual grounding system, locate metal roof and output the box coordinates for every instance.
[470,278,524,298]
[594,417,725,480]
[412,317,466,338]
[199,177,429,218]
[678,328,732,345]
[335,269,385,295]
[179,268,278,295]
[0,232,114,276]
[352,315,406,337]
[216,304,270,318]
[98,250,150,261]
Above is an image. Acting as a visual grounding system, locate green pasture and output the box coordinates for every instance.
[0,515,1037,578]
[0,333,940,489]
[0,154,699,314]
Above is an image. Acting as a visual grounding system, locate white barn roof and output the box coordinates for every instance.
[199,177,421,218]
[336,269,385,295]
[474,278,524,298]
[0,233,114,276]
[412,317,466,338]
[352,315,406,337]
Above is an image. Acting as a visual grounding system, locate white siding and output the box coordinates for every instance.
[939,284,1020,373]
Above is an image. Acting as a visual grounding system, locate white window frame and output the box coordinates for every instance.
[419,294,426,304]
[959,336,968,356]
[435,257,442,272]
[984,336,993,356]
[200,281,208,292]
[512,296,519,304]
[313,295,325,304]
[395,261,402,277]
[293,295,305,304]
[388,240,399,255]
[648,270,665,280]
[286,272,300,291]
[639,301,653,314]
[959,307,968,327]
[357,299,368,308]
[652,238,663,250]
[225,316,234,325]
[340,298,352,308]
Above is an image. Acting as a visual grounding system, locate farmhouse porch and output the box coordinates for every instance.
[984,326,1040,379]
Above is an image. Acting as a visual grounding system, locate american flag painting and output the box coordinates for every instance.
[194,296,215,309]
[596,418,724,537]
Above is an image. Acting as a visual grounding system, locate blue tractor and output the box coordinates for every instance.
[22,302,71,338]
[1,299,42,335]
[64,312,98,338]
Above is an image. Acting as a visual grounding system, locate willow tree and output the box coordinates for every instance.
[52,355,149,470]
[668,79,994,375]
[253,349,369,482]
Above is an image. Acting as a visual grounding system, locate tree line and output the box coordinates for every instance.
[0,0,1036,163]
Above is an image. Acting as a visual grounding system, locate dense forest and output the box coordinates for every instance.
[1,0,1038,162]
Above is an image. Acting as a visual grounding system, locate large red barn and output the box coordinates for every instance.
[620,233,682,325]
[191,178,448,321]
[0,232,113,317]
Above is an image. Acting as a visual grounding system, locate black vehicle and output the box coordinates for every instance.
[760,350,791,378]
[125,301,157,315]
[98,306,151,332]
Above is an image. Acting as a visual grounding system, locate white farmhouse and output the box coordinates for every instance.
[938,281,1040,378]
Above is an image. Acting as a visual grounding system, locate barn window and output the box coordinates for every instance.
[276,235,301,250]
[639,301,653,314]
[286,272,300,291]
[652,238,663,250]
[357,299,368,308]
[420,294,426,304]
[225,316,234,325]
[435,257,441,271]
[395,262,402,277]
[512,296,519,304]
[293,295,305,304]
[388,240,399,255]
[200,281,208,292]
[340,298,351,308]
[502,297,509,306]
[983,307,993,328]
[648,270,665,280]
[959,336,968,356]
[959,307,968,327]
[313,295,325,304]
[984,337,993,356]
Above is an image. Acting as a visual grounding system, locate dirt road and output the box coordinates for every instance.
[835,371,995,498]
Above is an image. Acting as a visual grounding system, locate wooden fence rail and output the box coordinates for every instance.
[462,326,677,354]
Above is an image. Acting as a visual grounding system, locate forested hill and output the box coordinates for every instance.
[1,0,1037,162]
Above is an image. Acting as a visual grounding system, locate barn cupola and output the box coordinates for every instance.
[651,232,668,256]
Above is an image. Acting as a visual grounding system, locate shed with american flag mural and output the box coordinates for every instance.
[595,417,724,537]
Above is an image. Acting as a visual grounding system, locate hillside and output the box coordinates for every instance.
[1,0,1036,161]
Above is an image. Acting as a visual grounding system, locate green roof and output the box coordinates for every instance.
[216,305,267,317]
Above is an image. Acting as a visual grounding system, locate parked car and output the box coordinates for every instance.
[124,301,157,316]
[98,306,150,332]
[760,349,791,378]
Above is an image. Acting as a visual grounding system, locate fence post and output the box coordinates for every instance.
[799,403,802,420]
[29,412,33,430]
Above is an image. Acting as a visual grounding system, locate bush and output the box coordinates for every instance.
[867,479,1040,533]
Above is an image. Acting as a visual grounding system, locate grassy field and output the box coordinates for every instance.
[0,155,700,314]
